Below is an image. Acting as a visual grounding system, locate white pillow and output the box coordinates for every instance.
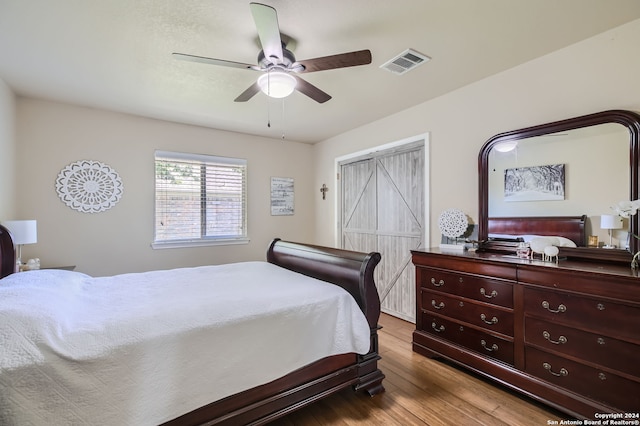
[547,236,577,247]
[530,236,577,254]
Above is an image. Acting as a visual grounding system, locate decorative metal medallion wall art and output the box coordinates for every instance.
[56,160,123,213]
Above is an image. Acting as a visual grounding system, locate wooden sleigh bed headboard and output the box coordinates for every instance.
[487,215,587,247]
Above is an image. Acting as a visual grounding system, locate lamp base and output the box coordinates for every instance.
[15,245,23,272]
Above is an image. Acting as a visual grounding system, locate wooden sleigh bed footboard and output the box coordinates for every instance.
[164,238,385,426]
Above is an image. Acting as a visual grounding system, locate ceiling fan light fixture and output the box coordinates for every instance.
[494,141,518,152]
[257,71,296,98]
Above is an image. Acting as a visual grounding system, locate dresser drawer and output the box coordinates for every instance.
[418,267,513,308]
[525,317,640,377]
[526,347,640,411]
[421,290,514,336]
[420,313,514,365]
[523,287,640,343]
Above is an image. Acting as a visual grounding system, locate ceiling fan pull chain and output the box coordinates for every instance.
[267,69,272,96]
[281,98,286,140]
[267,70,272,128]
[267,89,271,128]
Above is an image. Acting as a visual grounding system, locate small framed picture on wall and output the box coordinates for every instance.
[270,177,294,215]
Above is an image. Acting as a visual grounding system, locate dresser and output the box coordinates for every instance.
[411,249,640,419]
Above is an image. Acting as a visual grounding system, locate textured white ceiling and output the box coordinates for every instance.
[1,0,639,143]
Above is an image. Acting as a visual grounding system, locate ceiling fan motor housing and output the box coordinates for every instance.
[258,47,300,71]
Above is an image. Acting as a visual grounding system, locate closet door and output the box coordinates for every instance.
[340,143,424,322]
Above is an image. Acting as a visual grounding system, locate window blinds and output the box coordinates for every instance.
[154,150,247,244]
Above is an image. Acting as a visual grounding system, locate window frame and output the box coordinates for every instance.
[152,150,249,249]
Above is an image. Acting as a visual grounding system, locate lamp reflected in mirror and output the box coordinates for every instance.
[493,141,518,153]
[600,215,622,249]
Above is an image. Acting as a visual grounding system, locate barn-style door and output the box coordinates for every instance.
[339,141,424,322]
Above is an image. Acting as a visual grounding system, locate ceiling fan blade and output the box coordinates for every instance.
[250,3,284,65]
[173,53,257,70]
[234,82,261,102]
[296,49,372,73]
[292,75,331,103]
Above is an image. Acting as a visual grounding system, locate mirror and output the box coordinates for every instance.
[479,110,640,263]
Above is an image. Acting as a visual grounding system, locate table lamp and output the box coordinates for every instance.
[1,220,37,271]
[600,215,622,249]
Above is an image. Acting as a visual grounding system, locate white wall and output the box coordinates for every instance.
[0,77,16,220]
[16,99,315,276]
[313,19,640,248]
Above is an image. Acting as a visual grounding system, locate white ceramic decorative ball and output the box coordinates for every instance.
[530,237,553,254]
[544,246,559,257]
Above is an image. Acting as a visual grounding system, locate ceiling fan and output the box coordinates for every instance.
[172,2,372,103]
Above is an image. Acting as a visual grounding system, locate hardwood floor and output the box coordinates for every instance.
[271,313,566,426]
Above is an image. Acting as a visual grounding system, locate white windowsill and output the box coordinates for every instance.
[151,238,250,250]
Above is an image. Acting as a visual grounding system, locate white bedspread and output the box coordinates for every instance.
[0,261,371,425]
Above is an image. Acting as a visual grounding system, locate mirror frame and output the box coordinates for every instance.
[478,109,640,263]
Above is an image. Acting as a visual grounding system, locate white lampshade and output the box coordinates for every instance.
[600,215,622,230]
[1,220,37,245]
[257,71,296,98]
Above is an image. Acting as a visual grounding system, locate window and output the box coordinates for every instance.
[153,150,248,248]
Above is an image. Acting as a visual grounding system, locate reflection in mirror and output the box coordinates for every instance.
[478,110,640,263]
[488,124,629,248]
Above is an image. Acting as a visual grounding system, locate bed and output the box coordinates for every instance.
[0,226,385,425]
[487,215,587,247]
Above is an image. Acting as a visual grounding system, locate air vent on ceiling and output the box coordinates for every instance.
[380,49,430,75]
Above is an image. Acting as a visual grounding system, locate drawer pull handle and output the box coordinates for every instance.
[597,337,605,345]
[543,362,568,377]
[597,303,605,311]
[480,313,498,325]
[480,288,498,299]
[542,300,567,314]
[430,278,445,287]
[542,331,567,345]
[480,339,498,352]
[598,372,607,381]
[431,300,445,310]
[431,322,445,333]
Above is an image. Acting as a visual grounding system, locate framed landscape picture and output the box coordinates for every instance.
[504,164,565,202]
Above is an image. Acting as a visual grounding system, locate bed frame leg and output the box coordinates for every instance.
[355,368,385,396]
[354,324,385,396]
